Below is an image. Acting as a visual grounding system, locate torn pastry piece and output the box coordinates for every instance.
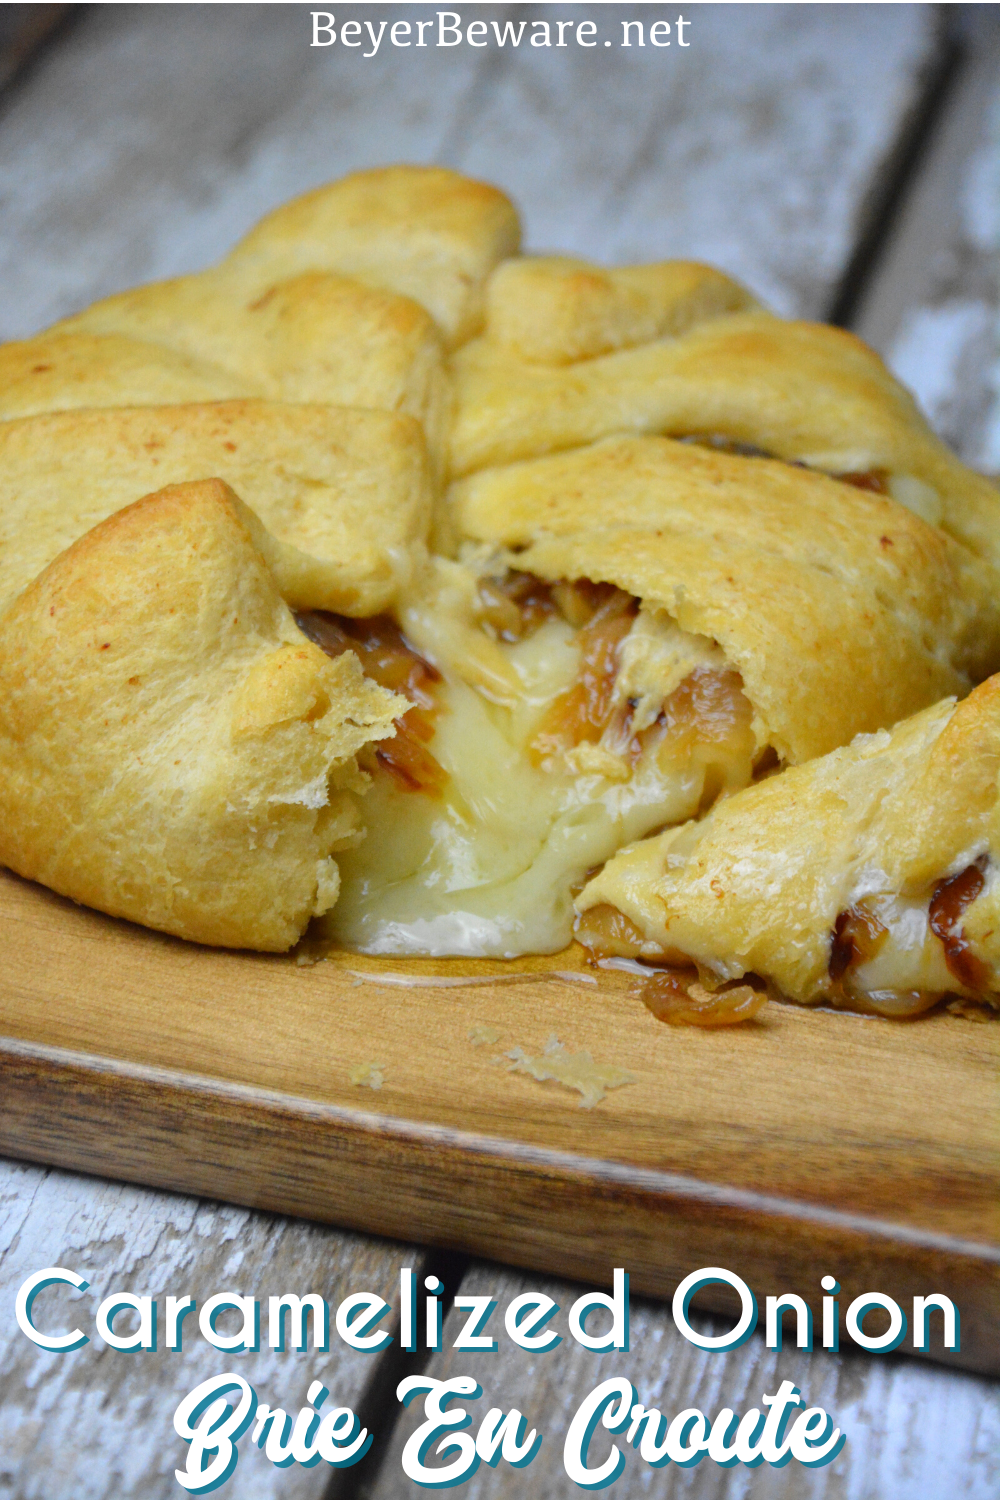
[0,401,432,618]
[576,675,1000,1020]
[450,307,1000,573]
[222,165,522,348]
[0,479,404,951]
[44,268,449,467]
[309,433,999,960]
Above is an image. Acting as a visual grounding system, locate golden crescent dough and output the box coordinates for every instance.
[222,164,521,347]
[577,674,1000,1009]
[0,479,405,951]
[448,433,1000,764]
[449,309,1000,576]
[43,268,448,467]
[484,256,758,364]
[0,401,431,619]
[0,330,248,421]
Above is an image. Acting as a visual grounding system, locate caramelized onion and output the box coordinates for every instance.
[929,858,990,992]
[476,572,624,642]
[296,610,447,796]
[476,572,558,642]
[529,587,637,762]
[679,436,893,498]
[640,968,768,1027]
[575,903,653,960]
[828,902,889,983]
[836,468,890,494]
[680,434,779,460]
[657,666,755,756]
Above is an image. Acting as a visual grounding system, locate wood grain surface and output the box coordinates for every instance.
[1,869,996,1377]
[365,1263,1000,1500]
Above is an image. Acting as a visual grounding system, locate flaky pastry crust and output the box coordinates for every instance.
[0,479,404,950]
[0,401,431,619]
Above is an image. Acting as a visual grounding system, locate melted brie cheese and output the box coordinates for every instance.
[330,573,752,958]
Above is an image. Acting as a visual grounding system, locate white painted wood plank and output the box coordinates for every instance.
[0,1157,427,1499]
[0,3,938,338]
[854,9,1000,471]
[366,1262,1000,1500]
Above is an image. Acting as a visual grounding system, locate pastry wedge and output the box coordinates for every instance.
[222,165,521,348]
[575,675,1000,1019]
[0,479,404,950]
[1,167,522,468]
[0,401,432,618]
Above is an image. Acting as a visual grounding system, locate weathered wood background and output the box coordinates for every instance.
[0,5,997,1498]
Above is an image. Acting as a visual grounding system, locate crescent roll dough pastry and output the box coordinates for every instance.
[575,675,1000,1019]
[5,272,448,467]
[0,479,404,951]
[222,165,521,348]
[484,255,759,364]
[451,300,1000,574]
[0,401,431,619]
[0,330,248,419]
[0,167,521,471]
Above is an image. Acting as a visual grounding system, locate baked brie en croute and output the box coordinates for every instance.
[0,479,404,950]
[576,675,1000,1019]
[1,162,999,1017]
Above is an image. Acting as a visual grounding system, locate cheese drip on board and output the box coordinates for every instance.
[305,562,763,958]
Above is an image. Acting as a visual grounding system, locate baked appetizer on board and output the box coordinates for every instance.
[0,164,996,1021]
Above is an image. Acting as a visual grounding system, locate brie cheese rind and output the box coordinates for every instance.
[452,287,1000,575]
[0,479,404,951]
[575,674,1000,1018]
[0,401,431,619]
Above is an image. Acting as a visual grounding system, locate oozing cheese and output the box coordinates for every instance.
[845,893,957,1013]
[328,568,759,957]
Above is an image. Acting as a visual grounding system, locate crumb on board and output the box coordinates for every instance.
[468,1024,501,1047]
[348,1062,385,1090]
[947,997,999,1021]
[504,1036,636,1109]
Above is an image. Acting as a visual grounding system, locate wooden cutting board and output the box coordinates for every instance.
[1,865,997,1374]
